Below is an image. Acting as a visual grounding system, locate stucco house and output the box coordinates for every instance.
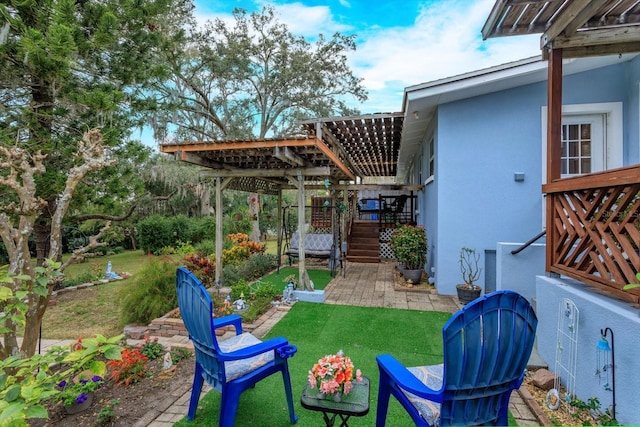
[398,46,640,427]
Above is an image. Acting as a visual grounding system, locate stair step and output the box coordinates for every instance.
[347,255,380,263]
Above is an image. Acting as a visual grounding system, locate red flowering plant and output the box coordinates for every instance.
[308,350,363,395]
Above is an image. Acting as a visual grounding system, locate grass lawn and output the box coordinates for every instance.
[42,251,178,339]
[174,303,520,426]
[174,302,452,427]
[43,251,334,339]
[255,266,332,291]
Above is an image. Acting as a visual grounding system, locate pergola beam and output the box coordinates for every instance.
[160,138,316,153]
[200,166,330,178]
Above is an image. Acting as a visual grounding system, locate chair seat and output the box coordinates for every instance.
[219,333,274,381]
[401,364,443,426]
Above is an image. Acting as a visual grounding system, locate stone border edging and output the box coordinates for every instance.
[518,385,553,426]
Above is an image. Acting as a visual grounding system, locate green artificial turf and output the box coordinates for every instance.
[255,267,332,291]
[174,302,451,426]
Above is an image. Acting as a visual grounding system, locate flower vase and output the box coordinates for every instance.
[64,392,94,415]
[316,391,342,402]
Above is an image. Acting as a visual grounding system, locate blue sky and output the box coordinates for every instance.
[192,0,541,114]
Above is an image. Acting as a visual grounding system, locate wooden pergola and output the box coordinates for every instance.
[159,113,405,289]
[483,0,640,302]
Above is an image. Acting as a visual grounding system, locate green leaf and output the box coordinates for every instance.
[88,360,107,377]
[62,351,83,363]
[103,346,122,360]
[4,385,21,402]
[32,286,48,297]
[0,287,14,299]
[0,402,26,425]
[24,405,48,419]
[623,283,640,290]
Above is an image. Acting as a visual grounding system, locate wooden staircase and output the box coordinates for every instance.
[347,221,380,263]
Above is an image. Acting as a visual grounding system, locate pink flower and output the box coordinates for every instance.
[355,369,363,383]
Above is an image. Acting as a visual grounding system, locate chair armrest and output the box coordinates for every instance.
[376,354,443,402]
[218,336,290,361]
[213,314,243,334]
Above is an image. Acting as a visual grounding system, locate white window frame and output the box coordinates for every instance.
[541,102,623,184]
[425,136,435,185]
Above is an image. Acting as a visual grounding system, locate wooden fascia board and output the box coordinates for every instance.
[313,137,356,181]
[558,41,640,58]
[159,138,316,153]
[541,0,605,48]
[551,26,640,49]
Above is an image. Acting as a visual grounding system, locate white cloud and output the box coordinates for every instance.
[352,0,541,93]
[342,0,543,112]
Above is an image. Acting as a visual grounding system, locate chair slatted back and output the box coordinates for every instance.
[176,267,225,391]
[440,291,537,426]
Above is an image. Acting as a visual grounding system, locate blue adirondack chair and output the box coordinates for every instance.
[376,290,538,426]
[175,267,298,426]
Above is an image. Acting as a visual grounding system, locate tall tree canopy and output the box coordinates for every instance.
[152,5,368,142]
[0,0,193,357]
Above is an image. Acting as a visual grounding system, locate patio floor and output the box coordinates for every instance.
[324,260,462,313]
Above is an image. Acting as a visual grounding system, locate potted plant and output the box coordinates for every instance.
[456,246,482,304]
[390,224,427,283]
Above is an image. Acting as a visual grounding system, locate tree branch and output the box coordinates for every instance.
[59,222,112,272]
[73,203,137,222]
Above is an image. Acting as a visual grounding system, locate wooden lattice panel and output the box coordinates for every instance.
[546,166,640,302]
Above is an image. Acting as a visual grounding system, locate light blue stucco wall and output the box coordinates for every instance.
[425,60,639,296]
[536,276,640,426]
[496,242,545,303]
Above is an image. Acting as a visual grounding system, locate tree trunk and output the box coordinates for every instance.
[34,221,50,266]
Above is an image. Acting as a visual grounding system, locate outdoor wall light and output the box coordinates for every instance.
[514,172,525,182]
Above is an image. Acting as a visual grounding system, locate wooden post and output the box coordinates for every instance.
[276,189,283,266]
[215,176,233,287]
[296,171,311,290]
[545,47,563,272]
[215,176,223,287]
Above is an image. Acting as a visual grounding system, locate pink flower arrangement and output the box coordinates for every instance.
[308,350,362,395]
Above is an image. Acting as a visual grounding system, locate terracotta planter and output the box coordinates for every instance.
[456,284,482,305]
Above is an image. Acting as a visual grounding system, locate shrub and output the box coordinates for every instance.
[138,337,165,360]
[222,264,242,287]
[239,297,272,323]
[97,399,119,426]
[222,245,250,265]
[182,253,216,288]
[240,253,277,280]
[254,282,277,300]
[194,239,216,256]
[137,215,174,255]
[230,280,251,301]
[120,257,178,325]
[170,347,193,364]
[175,240,195,255]
[107,347,149,386]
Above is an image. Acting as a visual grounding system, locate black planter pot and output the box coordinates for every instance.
[402,269,423,283]
[456,284,482,305]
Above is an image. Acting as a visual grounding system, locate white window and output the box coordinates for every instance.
[424,136,435,185]
[542,102,623,183]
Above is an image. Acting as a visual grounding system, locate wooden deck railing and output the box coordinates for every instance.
[543,165,640,303]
